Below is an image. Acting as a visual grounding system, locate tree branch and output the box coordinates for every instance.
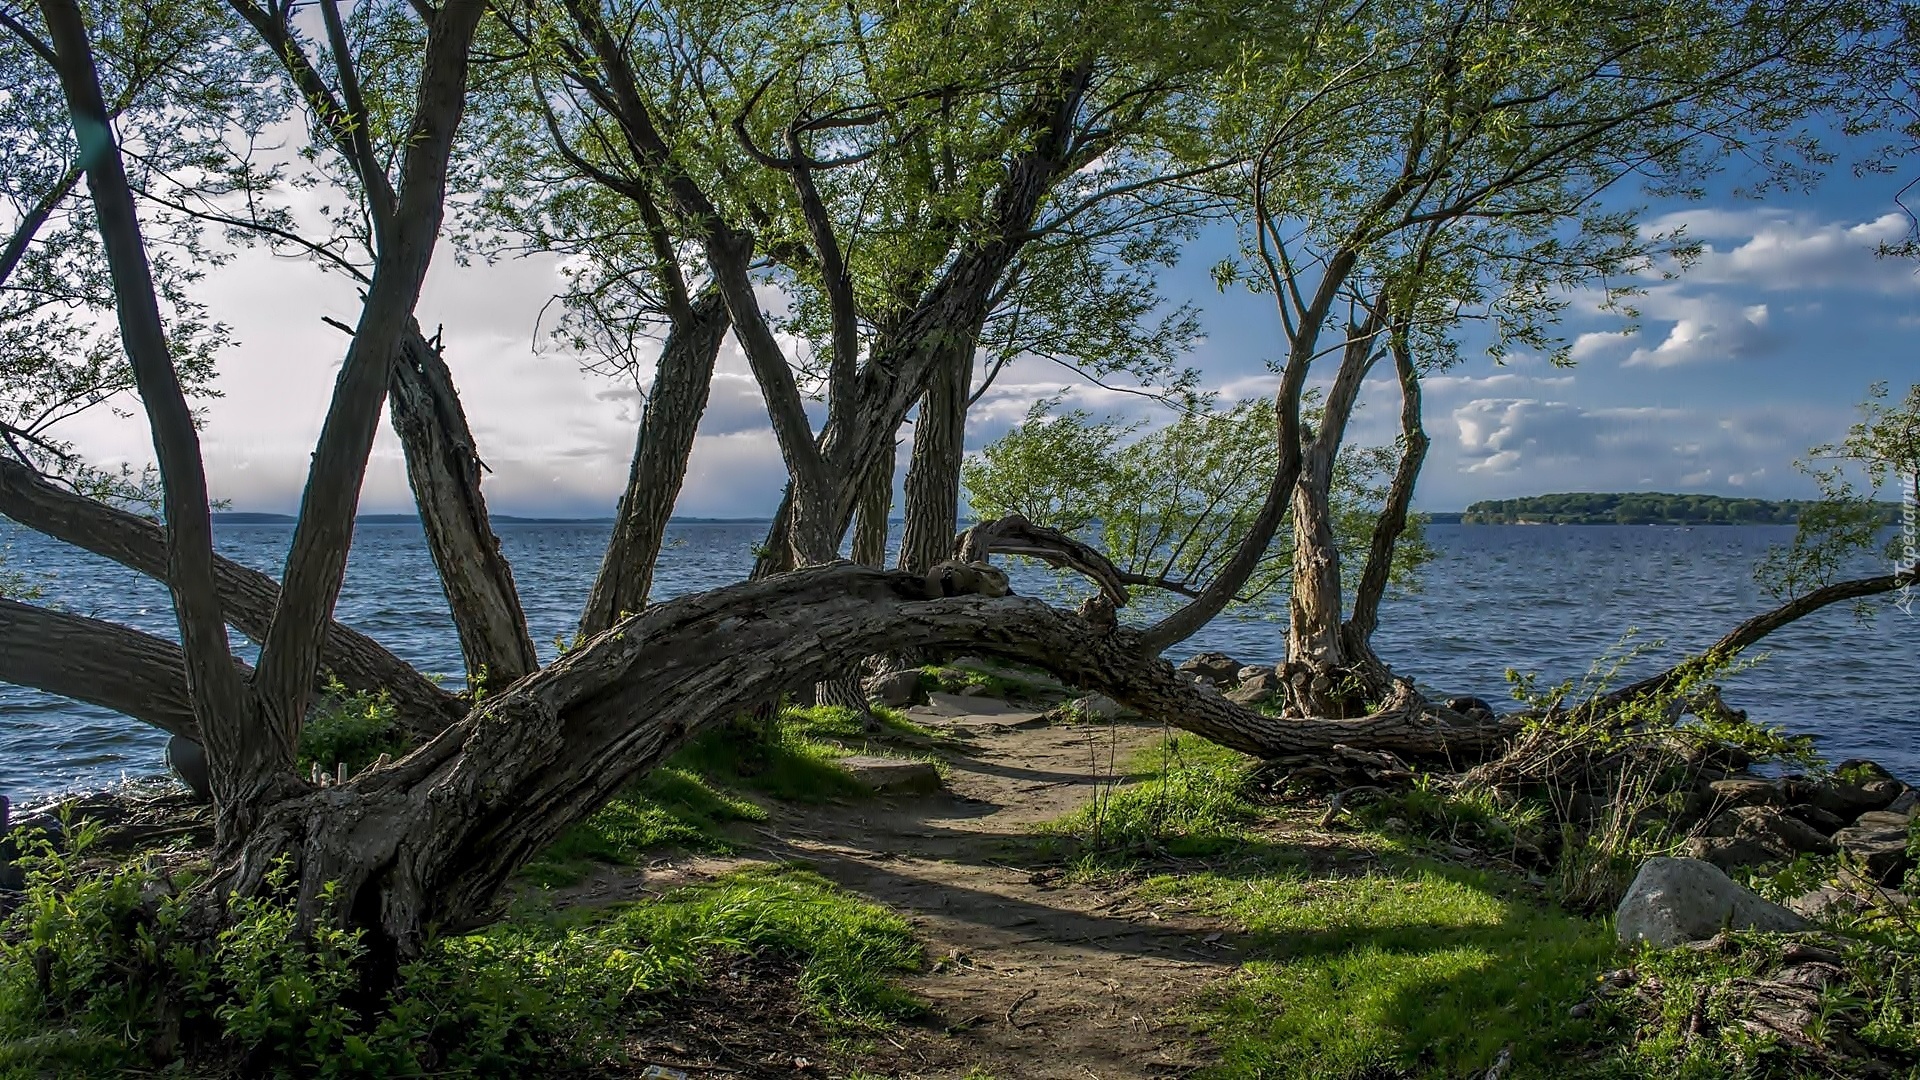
[0,456,461,731]
[0,598,205,740]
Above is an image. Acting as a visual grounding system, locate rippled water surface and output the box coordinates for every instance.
[3,521,1914,799]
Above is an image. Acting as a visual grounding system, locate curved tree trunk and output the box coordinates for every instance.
[389,324,539,689]
[579,290,730,636]
[897,345,970,574]
[220,563,1516,958]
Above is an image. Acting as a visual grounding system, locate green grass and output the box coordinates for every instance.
[1145,862,1621,1079]
[521,766,767,886]
[523,704,939,885]
[591,863,925,1025]
[920,661,1061,703]
[1039,734,1263,859]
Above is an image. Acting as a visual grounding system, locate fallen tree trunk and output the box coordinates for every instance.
[225,562,1514,953]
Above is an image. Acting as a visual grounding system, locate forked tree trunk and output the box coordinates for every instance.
[579,290,730,635]
[389,325,539,688]
[1281,307,1385,715]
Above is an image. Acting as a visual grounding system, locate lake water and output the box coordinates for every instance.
[2,521,1915,800]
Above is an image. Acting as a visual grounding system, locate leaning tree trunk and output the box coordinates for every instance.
[388,324,539,689]
[214,562,1514,960]
[851,444,894,567]
[579,290,729,636]
[897,344,970,575]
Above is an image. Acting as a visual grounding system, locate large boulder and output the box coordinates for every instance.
[1702,806,1835,855]
[1831,810,1915,885]
[1176,652,1244,688]
[1615,857,1810,947]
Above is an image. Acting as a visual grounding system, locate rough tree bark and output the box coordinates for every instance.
[897,343,971,575]
[253,0,487,756]
[388,324,539,688]
[579,290,730,636]
[0,598,209,740]
[851,444,894,567]
[1286,303,1385,674]
[1343,326,1427,656]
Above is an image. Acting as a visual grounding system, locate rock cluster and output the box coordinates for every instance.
[1683,760,1915,887]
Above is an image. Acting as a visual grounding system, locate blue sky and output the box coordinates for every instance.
[57,148,1920,518]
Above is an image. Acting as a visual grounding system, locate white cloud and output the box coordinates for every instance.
[1621,296,1774,369]
[1643,210,1919,293]
[1418,397,1845,507]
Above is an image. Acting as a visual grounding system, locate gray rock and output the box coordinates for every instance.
[1808,761,1903,819]
[1225,680,1275,706]
[166,735,212,803]
[1785,886,1859,920]
[1703,806,1835,855]
[1780,803,1847,835]
[1177,652,1245,687]
[1707,777,1786,808]
[864,669,925,708]
[837,756,942,795]
[1445,695,1497,719]
[1885,789,1918,818]
[1071,693,1125,720]
[1684,835,1786,873]
[1615,857,1810,947]
[1831,812,1915,884]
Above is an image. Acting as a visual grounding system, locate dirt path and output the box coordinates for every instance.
[592,698,1255,1079]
